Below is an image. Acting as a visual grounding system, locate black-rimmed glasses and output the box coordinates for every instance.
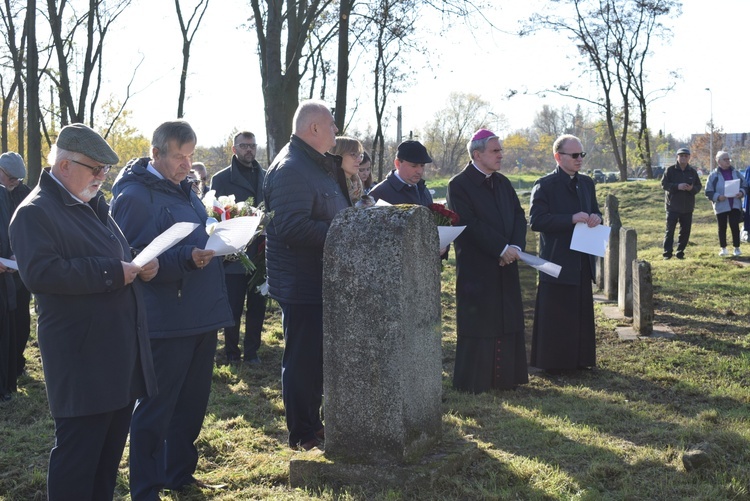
[559,152,587,159]
[235,143,258,150]
[70,159,112,176]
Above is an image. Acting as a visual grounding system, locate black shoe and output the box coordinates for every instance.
[663,255,672,260]
[244,356,261,365]
[675,253,685,260]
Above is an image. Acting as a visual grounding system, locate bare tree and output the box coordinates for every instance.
[174,0,210,118]
[46,0,132,126]
[0,0,27,154]
[523,0,680,181]
[26,0,41,184]
[249,0,335,161]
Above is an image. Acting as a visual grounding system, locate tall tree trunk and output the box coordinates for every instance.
[27,0,42,185]
[334,0,351,131]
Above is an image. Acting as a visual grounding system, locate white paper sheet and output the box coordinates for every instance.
[570,222,611,258]
[132,222,200,267]
[204,215,263,256]
[724,179,740,198]
[0,257,18,270]
[438,225,465,249]
[374,198,391,206]
[517,251,561,278]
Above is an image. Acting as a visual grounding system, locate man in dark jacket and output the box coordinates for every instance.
[369,140,434,206]
[0,152,32,380]
[661,147,702,259]
[210,131,267,365]
[263,100,350,450]
[447,129,528,393]
[111,120,234,499]
[529,134,602,374]
[9,123,159,500]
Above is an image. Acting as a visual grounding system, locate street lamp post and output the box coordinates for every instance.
[705,87,713,170]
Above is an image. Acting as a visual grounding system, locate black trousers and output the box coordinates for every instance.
[223,273,266,360]
[13,286,31,376]
[716,209,742,248]
[48,402,135,501]
[663,210,693,257]
[279,302,323,447]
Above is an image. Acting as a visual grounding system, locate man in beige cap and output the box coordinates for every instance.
[9,123,159,500]
[0,151,32,382]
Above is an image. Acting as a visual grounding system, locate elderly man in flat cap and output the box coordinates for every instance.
[0,153,17,403]
[9,123,159,501]
[661,147,701,260]
[446,129,529,393]
[369,140,435,206]
[0,152,33,381]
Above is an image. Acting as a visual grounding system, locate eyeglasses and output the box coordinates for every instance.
[558,152,587,159]
[0,169,19,182]
[349,152,364,162]
[235,143,257,150]
[70,159,112,176]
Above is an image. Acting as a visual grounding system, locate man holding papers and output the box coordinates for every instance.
[9,123,158,500]
[446,129,528,392]
[705,151,746,257]
[111,120,233,499]
[529,134,601,374]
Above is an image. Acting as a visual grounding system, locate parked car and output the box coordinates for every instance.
[605,172,618,183]
[592,169,606,184]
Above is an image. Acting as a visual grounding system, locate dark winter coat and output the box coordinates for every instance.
[369,169,433,206]
[661,163,702,214]
[9,169,157,418]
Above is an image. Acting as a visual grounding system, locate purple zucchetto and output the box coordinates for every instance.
[471,129,498,142]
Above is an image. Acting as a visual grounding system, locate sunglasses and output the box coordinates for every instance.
[558,152,587,159]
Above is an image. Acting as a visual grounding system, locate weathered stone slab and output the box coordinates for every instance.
[321,205,442,465]
[618,227,637,317]
[632,260,653,335]
[603,195,621,300]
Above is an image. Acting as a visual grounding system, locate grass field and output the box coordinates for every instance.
[1,178,749,500]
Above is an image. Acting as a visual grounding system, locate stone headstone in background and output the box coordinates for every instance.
[321,205,442,463]
[618,227,637,317]
[632,260,653,335]
[604,194,621,300]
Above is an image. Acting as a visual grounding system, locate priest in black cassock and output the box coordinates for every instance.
[529,134,601,374]
[446,129,529,393]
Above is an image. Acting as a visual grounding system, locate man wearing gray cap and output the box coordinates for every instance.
[9,123,159,500]
[661,147,701,259]
[0,152,32,381]
[0,154,16,403]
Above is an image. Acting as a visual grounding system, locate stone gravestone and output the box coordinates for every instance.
[603,194,622,300]
[632,260,653,335]
[618,227,637,317]
[289,205,452,490]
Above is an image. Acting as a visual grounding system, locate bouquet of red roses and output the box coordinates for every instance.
[429,203,460,226]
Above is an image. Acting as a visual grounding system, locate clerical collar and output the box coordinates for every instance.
[471,162,493,179]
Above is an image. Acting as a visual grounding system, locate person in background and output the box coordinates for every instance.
[447,129,528,392]
[9,123,158,499]
[661,147,701,260]
[330,136,365,205]
[191,161,209,195]
[0,175,15,403]
[263,100,350,451]
[742,164,750,243]
[358,151,374,193]
[111,120,234,499]
[529,134,601,374]
[210,131,267,365]
[705,151,746,257]
[369,140,434,206]
[0,151,30,382]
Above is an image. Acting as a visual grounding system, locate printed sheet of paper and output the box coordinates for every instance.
[205,216,263,256]
[374,198,392,206]
[132,222,200,267]
[0,257,18,270]
[517,251,561,279]
[724,179,740,198]
[438,226,465,249]
[570,222,611,258]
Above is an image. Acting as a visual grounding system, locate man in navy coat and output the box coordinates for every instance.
[210,131,267,365]
[369,140,434,206]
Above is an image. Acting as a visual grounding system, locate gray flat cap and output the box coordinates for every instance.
[676,147,690,156]
[57,123,119,165]
[0,151,26,178]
